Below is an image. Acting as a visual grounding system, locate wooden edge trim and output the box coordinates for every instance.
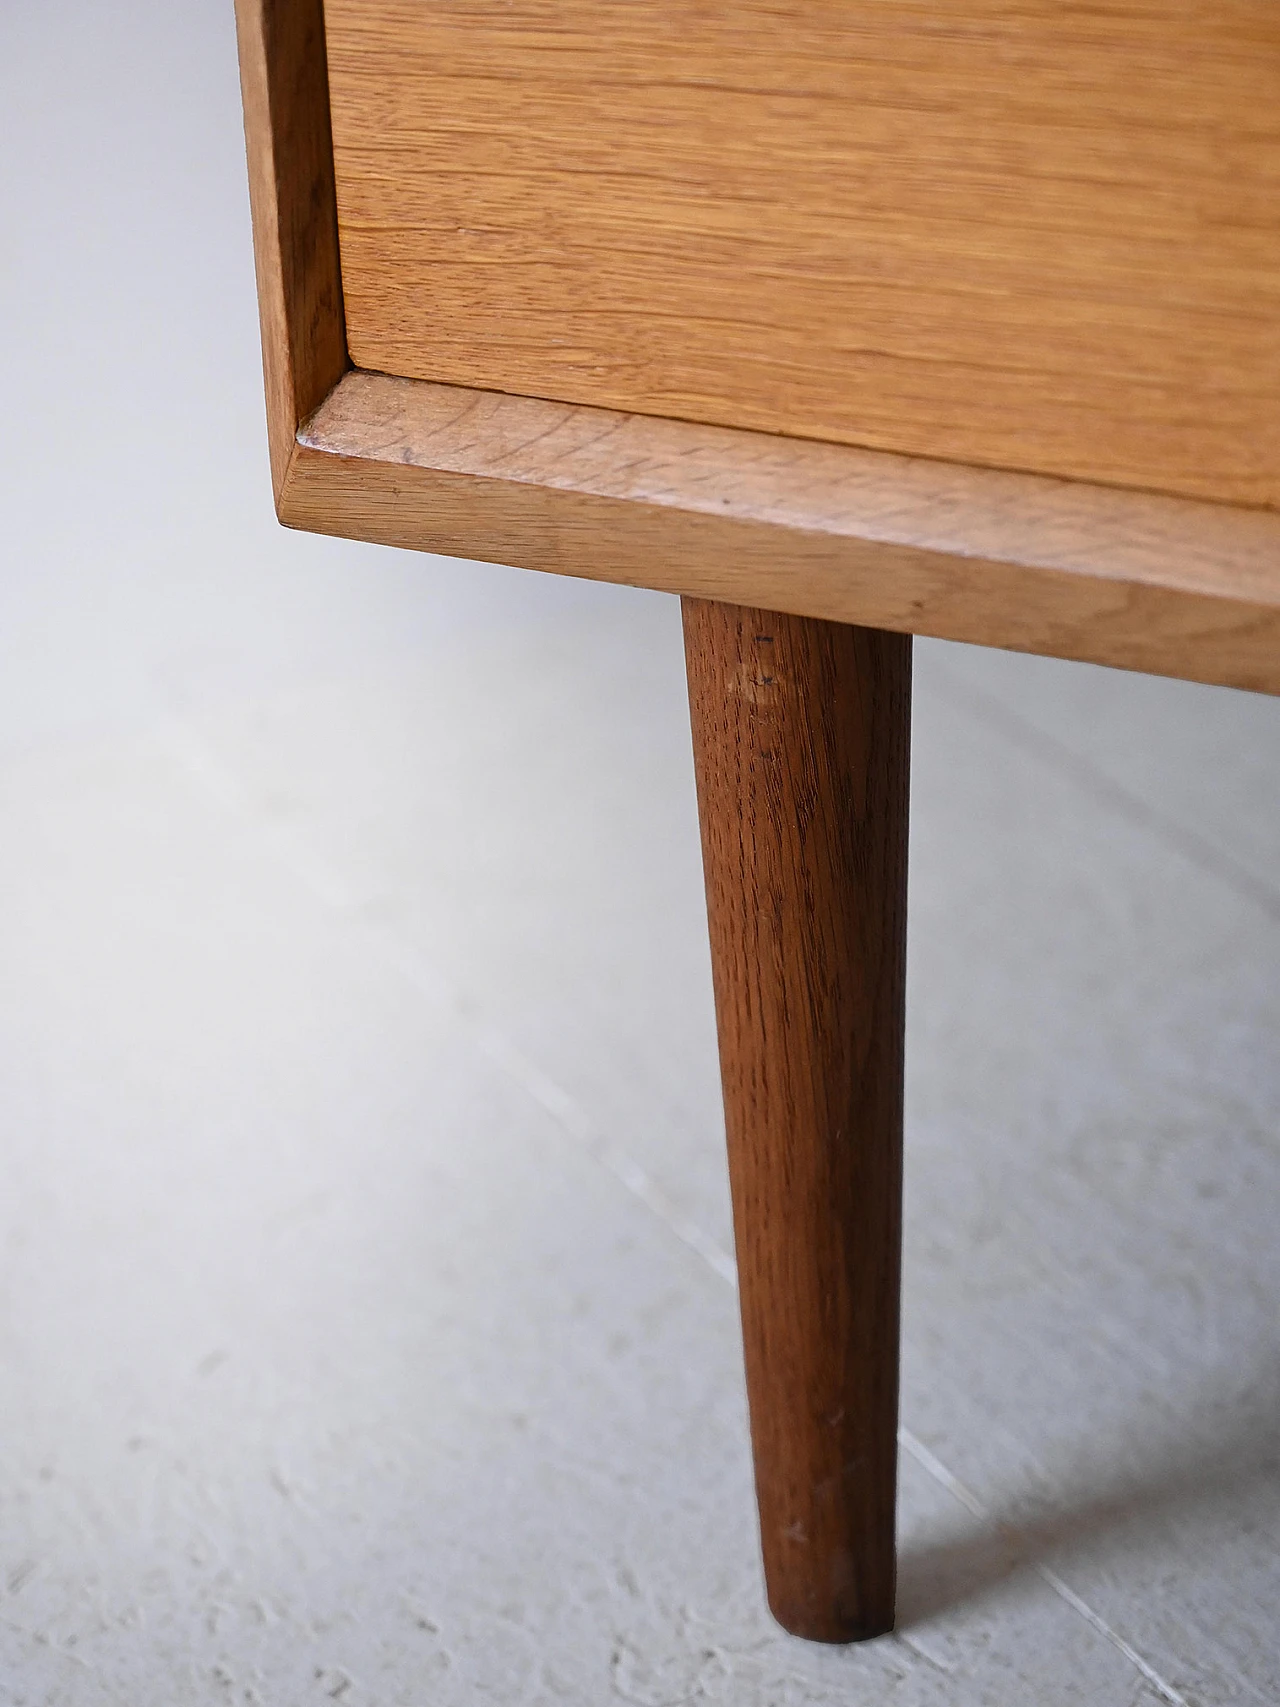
[233,0,347,506]
[284,369,1280,695]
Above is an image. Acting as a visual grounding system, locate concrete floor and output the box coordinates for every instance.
[3,3,1279,1703]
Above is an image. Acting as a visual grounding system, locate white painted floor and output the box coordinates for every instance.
[3,4,1279,1703]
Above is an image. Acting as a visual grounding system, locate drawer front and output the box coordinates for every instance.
[325,0,1280,508]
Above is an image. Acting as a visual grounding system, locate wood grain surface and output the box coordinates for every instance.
[324,0,1280,507]
[234,0,347,500]
[683,599,910,1640]
[290,370,1280,695]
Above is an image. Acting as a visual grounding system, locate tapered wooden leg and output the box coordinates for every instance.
[682,598,910,1643]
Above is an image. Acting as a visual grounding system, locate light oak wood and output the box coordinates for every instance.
[289,370,1280,696]
[233,0,1280,697]
[683,599,909,1641]
[325,0,1280,508]
[233,0,347,500]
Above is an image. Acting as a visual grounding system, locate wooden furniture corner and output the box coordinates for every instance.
[234,0,1279,1646]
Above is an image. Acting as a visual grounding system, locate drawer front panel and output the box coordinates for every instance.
[325,0,1280,506]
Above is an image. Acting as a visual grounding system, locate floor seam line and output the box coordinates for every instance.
[894,1435,1189,1706]
[158,712,1191,1701]
[156,716,740,1284]
[443,975,1195,1707]
[927,664,1280,926]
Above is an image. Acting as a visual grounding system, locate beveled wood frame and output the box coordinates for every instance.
[235,0,1280,699]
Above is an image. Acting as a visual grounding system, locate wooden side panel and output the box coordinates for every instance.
[234,0,347,501]
[324,0,1280,507]
[287,371,1280,695]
